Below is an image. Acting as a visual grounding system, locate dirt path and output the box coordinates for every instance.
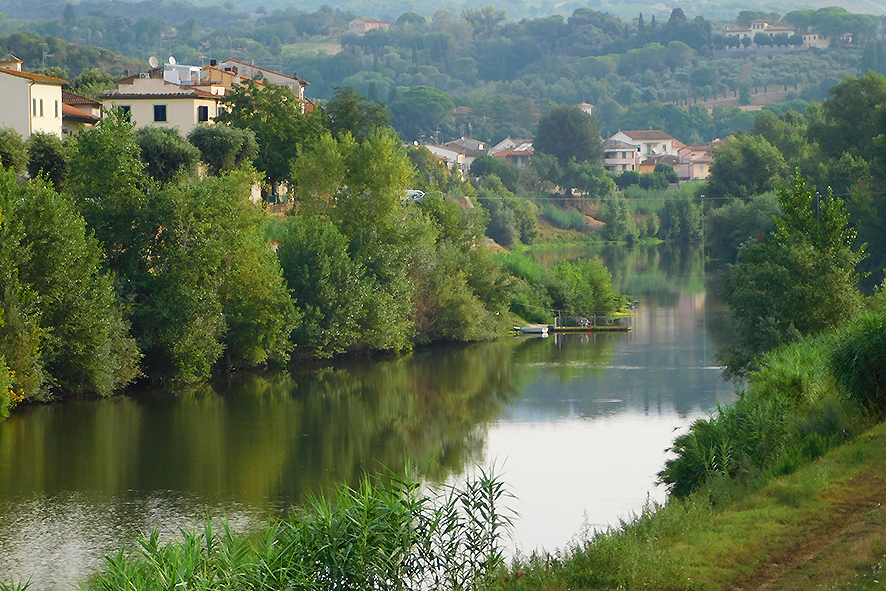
[729,454,886,590]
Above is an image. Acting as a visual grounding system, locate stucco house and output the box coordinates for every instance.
[492,143,533,168]
[677,143,717,181]
[214,59,310,105]
[610,130,681,157]
[639,154,679,174]
[603,138,640,172]
[348,18,390,35]
[488,137,533,156]
[423,144,467,177]
[0,53,66,139]
[102,74,225,135]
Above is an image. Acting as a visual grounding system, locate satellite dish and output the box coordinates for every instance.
[168,56,176,65]
[148,56,159,68]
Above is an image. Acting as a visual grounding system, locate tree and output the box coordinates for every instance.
[705,134,789,201]
[134,126,200,184]
[0,128,27,173]
[325,86,391,141]
[388,86,455,142]
[0,167,140,400]
[719,171,866,377]
[27,132,68,189]
[68,68,117,100]
[534,105,603,167]
[216,79,326,195]
[187,125,258,176]
[807,71,886,161]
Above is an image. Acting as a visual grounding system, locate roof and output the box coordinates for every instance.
[493,147,534,157]
[640,154,679,166]
[62,102,101,123]
[350,17,389,24]
[0,53,22,63]
[102,89,222,100]
[218,59,308,85]
[604,139,638,150]
[62,90,102,107]
[616,130,676,141]
[0,67,67,85]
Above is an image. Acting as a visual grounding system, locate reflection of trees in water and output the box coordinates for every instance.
[0,343,525,508]
[529,243,707,307]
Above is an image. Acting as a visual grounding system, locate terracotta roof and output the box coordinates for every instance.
[617,130,676,141]
[62,90,102,107]
[0,53,22,63]
[62,102,101,123]
[0,67,67,84]
[493,147,534,157]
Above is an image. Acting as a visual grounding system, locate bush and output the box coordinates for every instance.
[830,313,886,414]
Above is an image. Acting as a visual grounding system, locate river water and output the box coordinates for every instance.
[0,243,737,588]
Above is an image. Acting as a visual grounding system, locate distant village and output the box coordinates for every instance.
[1,42,720,188]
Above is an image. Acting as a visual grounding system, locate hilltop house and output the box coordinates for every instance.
[677,143,718,181]
[348,18,390,35]
[0,53,66,139]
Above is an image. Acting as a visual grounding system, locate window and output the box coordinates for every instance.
[32,98,37,116]
[154,104,167,122]
[40,99,44,117]
[197,105,209,122]
[55,100,59,118]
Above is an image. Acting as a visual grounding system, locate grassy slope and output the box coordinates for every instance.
[497,422,886,591]
[678,425,886,590]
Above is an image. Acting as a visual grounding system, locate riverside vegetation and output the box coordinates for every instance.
[5,37,886,591]
[0,82,631,418]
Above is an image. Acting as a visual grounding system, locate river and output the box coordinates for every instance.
[0,243,737,588]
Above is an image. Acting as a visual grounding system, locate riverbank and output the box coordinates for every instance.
[495,418,886,591]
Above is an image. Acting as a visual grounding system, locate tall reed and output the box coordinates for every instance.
[79,468,513,591]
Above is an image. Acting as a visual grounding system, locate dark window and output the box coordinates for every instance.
[154,104,167,122]
[197,105,209,122]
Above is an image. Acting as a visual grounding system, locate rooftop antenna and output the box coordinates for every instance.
[149,56,160,68]
[169,56,177,65]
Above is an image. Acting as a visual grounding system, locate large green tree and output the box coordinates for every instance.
[135,126,201,184]
[533,105,603,167]
[0,167,140,400]
[719,172,866,377]
[187,125,259,177]
[705,134,789,201]
[216,79,326,195]
[388,86,455,143]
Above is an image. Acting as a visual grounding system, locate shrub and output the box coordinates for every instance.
[830,313,886,414]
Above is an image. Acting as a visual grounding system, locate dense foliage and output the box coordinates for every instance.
[718,172,866,377]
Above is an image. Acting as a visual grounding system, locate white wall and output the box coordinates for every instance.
[0,73,63,138]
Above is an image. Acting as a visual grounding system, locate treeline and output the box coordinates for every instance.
[0,84,630,417]
[0,5,877,145]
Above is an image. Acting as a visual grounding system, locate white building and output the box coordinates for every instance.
[102,73,225,135]
[609,130,681,157]
[0,53,65,139]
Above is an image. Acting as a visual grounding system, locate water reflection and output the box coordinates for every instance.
[0,243,738,588]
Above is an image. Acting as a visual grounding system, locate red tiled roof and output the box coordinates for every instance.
[0,67,67,84]
[62,102,100,123]
[62,90,102,107]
